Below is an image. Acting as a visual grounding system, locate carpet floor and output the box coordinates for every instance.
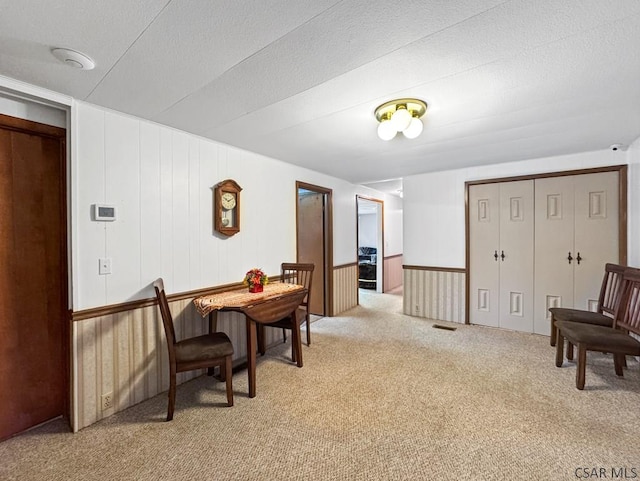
[1,288,639,480]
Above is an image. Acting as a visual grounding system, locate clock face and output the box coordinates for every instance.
[221,192,236,210]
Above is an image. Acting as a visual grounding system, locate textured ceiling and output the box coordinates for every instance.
[1,0,640,188]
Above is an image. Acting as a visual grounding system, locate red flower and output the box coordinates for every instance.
[243,268,269,286]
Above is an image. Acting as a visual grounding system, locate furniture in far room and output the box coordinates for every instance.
[153,278,234,421]
[358,246,377,289]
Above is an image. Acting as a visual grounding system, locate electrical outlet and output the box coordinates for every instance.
[98,258,112,275]
[101,392,113,410]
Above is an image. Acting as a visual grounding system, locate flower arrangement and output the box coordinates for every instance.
[243,268,269,292]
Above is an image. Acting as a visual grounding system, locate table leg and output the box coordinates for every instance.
[246,317,257,398]
[208,310,218,333]
[291,309,303,368]
[207,310,219,376]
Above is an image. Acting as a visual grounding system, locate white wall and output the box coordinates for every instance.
[0,94,66,127]
[356,193,403,256]
[628,136,640,266]
[383,194,403,257]
[71,101,402,310]
[358,214,377,248]
[404,148,639,268]
[0,75,72,120]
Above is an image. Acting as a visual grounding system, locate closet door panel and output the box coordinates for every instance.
[573,171,619,311]
[534,176,575,335]
[498,180,534,332]
[469,183,500,327]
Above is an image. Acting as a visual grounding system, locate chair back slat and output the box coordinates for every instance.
[615,267,640,335]
[281,263,314,308]
[599,263,626,316]
[153,279,178,364]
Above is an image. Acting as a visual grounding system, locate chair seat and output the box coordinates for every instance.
[555,321,640,355]
[549,307,612,327]
[175,332,234,363]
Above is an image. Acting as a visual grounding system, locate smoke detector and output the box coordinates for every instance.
[51,48,95,70]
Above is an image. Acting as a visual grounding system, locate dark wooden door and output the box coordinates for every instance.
[297,191,325,316]
[0,114,67,440]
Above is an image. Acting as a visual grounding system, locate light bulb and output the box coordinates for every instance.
[390,107,411,132]
[402,117,423,139]
[377,119,397,140]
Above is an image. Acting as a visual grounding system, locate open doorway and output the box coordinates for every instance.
[296,182,333,316]
[356,196,384,293]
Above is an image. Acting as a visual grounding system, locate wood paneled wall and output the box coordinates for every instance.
[333,264,358,315]
[383,255,403,292]
[72,298,282,431]
[403,267,466,323]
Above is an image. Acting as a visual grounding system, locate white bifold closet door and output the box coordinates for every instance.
[469,180,534,332]
[533,171,619,335]
[469,182,500,328]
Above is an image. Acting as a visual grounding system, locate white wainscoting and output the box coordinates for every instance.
[333,264,358,315]
[72,298,282,431]
[403,267,466,323]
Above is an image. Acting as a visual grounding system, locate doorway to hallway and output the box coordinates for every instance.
[296,181,333,316]
[356,196,384,293]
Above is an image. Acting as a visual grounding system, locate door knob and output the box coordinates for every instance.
[576,252,582,265]
[500,250,505,261]
[567,252,573,264]
[494,250,498,261]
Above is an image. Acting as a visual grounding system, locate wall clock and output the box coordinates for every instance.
[214,179,242,236]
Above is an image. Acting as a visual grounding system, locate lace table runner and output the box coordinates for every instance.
[193,282,304,316]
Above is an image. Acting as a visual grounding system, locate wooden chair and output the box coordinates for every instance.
[258,263,314,361]
[281,263,314,344]
[249,289,308,367]
[555,267,640,390]
[549,263,626,351]
[258,262,315,362]
[153,278,233,421]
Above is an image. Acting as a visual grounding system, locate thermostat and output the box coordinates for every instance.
[92,204,117,221]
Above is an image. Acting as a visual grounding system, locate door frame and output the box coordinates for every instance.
[0,112,70,432]
[464,164,628,325]
[296,181,334,316]
[356,195,384,295]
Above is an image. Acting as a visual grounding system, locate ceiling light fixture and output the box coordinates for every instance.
[374,98,427,140]
[51,48,95,70]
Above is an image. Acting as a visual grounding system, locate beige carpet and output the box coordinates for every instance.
[2,289,639,481]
